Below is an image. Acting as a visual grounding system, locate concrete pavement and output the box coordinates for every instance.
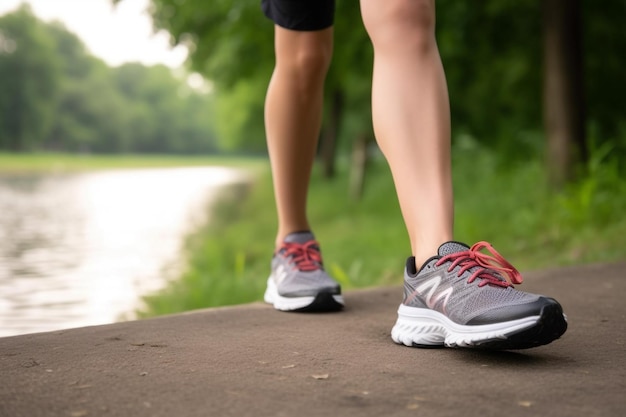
[1,262,624,417]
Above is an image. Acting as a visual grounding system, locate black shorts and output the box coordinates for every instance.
[261,0,335,31]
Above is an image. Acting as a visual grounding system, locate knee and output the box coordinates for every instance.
[362,0,436,54]
[277,42,332,90]
[295,45,332,84]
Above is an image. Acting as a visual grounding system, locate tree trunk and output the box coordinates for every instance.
[542,0,587,189]
[349,133,371,201]
[319,89,344,179]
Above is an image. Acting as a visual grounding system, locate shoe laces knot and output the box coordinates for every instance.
[435,241,523,287]
[280,241,323,272]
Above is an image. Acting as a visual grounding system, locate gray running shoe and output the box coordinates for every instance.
[391,241,567,349]
[264,231,344,312]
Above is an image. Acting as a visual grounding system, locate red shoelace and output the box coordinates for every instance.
[279,241,323,272]
[435,241,523,288]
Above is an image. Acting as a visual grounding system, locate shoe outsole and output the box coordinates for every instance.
[393,301,568,350]
[264,278,344,312]
[291,292,344,313]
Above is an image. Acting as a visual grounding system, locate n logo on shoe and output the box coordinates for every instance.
[415,275,453,313]
[275,264,289,285]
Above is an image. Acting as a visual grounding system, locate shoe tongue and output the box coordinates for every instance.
[284,231,315,244]
[437,241,470,257]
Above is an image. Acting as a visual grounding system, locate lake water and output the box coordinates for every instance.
[0,167,246,337]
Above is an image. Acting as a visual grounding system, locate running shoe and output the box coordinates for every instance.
[391,241,567,349]
[264,231,344,312]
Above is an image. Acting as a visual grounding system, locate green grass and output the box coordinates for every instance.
[0,152,266,173]
[137,143,626,317]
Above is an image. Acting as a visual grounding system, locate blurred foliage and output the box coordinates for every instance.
[1,1,624,158]
[146,0,375,154]
[0,5,60,151]
[144,0,625,161]
[0,4,218,154]
[138,142,626,315]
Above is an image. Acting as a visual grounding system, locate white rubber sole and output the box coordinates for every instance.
[391,304,540,348]
[264,277,344,311]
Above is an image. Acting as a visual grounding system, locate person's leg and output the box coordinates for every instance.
[361,0,453,266]
[262,1,343,312]
[361,0,567,349]
[264,26,333,248]
[360,0,453,267]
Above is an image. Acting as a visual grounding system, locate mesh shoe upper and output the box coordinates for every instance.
[403,241,546,325]
[271,232,341,298]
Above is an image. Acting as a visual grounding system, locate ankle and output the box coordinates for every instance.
[275,230,314,248]
[411,237,452,268]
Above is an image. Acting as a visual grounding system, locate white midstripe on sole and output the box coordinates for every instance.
[391,303,540,348]
[264,277,344,311]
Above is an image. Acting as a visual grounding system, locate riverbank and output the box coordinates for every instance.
[0,159,257,337]
[2,262,625,417]
[0,152,266,174]
[138,145,626,317]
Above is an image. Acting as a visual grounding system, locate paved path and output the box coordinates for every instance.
[1,262,624,417]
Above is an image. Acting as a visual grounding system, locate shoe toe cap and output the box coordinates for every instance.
[467,297,564,325]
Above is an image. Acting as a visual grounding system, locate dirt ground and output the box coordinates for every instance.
[1,262,624,417]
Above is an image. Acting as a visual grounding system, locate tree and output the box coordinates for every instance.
[133,0,623,179]
[0,5,61,150]
[543,0,587,188]
[580,0,626,158]
[43,21,112,151]
[112,63,218,154]
[0,8,219,154]
[321,2,373,180]
[138,0,374,164]
[142,0,274,154]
